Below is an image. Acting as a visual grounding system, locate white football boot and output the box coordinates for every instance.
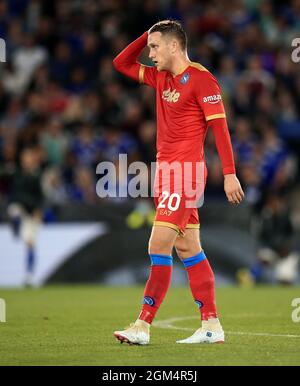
[114,319,150,345]
[176,319,225,344]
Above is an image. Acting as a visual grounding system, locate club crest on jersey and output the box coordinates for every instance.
[162,88,180,103]
[143,296,155,307]
[180,73,190,84]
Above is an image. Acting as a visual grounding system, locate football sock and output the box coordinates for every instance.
[182,251,218,321]
[138,254,173,324]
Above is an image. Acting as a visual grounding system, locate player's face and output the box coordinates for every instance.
[148,32,172,72]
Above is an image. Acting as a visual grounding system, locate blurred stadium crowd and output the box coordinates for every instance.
[0,0,300,215]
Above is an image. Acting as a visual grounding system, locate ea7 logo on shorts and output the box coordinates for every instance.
[143,296,155,307]
[203,94,222,104]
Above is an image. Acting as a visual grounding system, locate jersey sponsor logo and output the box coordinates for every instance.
[143,296,155,306]
[162,88,181,103]
[159,209,172,216]
[203,94,222,104]
[180,73,190,84]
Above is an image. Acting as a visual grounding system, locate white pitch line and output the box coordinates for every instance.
[153,316,300,339]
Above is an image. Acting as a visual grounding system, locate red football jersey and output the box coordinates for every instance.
[113,32,235,176]
[140,62,226,164]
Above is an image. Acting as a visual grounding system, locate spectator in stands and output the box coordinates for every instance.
[251,191,299,284]
[0,0,298,239]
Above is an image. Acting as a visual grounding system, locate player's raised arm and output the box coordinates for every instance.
[113,32,157,87]
[113,32,148,82]
[113,31,158,88]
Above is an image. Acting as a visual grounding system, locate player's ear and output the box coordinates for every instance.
[170,39,178,54]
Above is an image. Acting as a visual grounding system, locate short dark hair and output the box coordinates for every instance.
[149,20,187,50]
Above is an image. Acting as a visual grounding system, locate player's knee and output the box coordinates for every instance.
[148,239,172,256]
[175,241,202,260]
[148,244,168,255]
[175,245,190,259]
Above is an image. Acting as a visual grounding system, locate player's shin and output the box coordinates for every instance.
[138,254,173,324]
[182,251,218,321]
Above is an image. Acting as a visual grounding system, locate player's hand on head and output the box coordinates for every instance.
[224,174,244,205]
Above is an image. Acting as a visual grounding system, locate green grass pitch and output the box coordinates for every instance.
[0,285,299,366]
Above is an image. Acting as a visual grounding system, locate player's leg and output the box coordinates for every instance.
[7,203,24,238]
[139,224,178,321]
[22,211,41,287]
[175,227,224,344]
[114,225,178,345]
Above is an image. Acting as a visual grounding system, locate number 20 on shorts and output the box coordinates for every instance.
[157,191,181,211]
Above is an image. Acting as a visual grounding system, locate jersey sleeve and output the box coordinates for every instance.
[196,72,226,122]
[209,117,236,175]
[139,64,158,89]
[113,32,158,89]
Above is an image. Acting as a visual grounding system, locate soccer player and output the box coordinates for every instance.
[113,20,244,344]
[7,147,44,287]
